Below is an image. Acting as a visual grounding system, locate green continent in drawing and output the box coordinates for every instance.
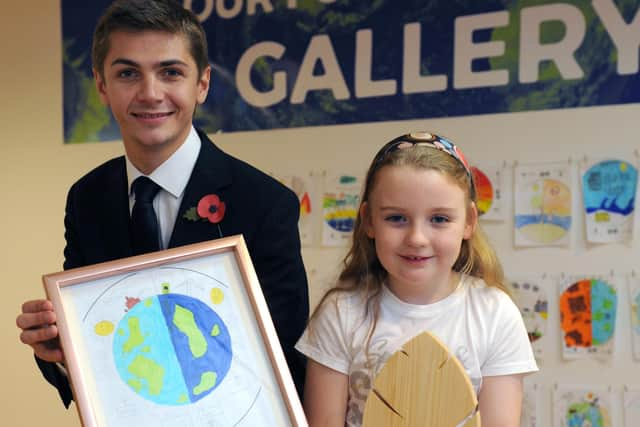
[127,355,165,396]
[122,317,144,353]
[173,305,207,358]
[113,293,232,405]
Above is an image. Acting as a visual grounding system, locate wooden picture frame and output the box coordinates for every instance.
[43,235,307,427]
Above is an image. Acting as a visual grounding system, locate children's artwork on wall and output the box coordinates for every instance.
[509,274,548,360]
[514,162,572,247]
[630,275,640,361]
[553,384,613,427]
[321,173,360,247]
[277,172,317,247]
[624,386,640,427]
[581,158,638,244]
[521,383,538,427]
[558,275,618,361]
[471,163,505,221]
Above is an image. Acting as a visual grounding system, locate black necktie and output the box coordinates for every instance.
[130,176,161,255]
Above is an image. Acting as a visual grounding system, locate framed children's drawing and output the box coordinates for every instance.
[43,235,307,427]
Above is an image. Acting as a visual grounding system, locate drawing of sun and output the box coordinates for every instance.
[471,166,494,216]
[516,178,571,244]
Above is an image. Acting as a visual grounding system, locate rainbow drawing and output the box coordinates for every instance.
[471,166,494,216]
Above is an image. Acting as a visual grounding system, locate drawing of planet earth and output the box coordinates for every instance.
[566,399,609,427]
[112,293,232,405]
[560,279,617,349]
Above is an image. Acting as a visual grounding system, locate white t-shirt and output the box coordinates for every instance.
[296,275,538,427]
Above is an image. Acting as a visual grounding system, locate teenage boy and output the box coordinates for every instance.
[16,0,308,406]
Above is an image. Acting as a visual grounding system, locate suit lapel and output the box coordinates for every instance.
[99,157,133,260]
[168,131,232,248]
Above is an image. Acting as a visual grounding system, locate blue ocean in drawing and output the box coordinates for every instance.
[515,215,571,229]
[112,294,232,405]
[585,197,634,215]
[583,160,637,217]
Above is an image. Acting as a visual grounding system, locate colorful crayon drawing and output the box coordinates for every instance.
[510,277,548,359]
[322,174,360,246]
[553,386,612,427]
[64,255,290,427]
[472,166,494,215]
[279,173,316,246]
[559,277,617,360]
[630,278,640,361]
[515,163,572,247]
[471,164,505,221]
[86,271,232,406]
[112,293,232,405]
[582,159,637,243]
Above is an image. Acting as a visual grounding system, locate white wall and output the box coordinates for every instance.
[1,1,639,426]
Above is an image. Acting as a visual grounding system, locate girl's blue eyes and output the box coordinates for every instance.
[383,215,450,224]
[431,215,450,224]
[385,215,407,223]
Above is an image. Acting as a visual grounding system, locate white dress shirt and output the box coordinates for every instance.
[125,126,201,249]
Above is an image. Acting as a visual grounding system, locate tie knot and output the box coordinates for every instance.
[132,176,161,203]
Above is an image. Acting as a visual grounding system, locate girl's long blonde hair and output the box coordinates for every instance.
[309,133,509,348]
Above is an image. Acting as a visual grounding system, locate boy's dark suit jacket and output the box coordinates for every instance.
[36,129,309,406]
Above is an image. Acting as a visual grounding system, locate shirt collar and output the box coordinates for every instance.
[126,126,201,198]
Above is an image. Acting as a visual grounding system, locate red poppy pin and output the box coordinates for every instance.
[183,194,226,237]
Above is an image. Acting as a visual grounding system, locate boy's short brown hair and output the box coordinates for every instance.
[92,0,209,78]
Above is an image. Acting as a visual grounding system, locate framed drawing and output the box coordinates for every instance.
[43,235,307,427]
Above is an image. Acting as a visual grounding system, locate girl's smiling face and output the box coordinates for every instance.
[362,165,476,304]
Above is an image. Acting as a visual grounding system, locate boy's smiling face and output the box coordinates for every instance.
[94,30,210,172]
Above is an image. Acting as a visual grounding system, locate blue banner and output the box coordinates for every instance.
[62,0,640,143]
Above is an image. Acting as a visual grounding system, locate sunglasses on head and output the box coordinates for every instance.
[373,131,476,200]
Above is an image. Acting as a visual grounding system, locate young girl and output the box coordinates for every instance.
[296,132,537,426]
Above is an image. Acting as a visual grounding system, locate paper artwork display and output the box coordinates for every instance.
[521,383,538,427]
[58,253,291,426]
[630,276,640,361]
[278,172,317,246]
[553,384,613,427]
[581,159,638,243]
[624,387,640,427]
[509,275,548,359]
[321,173,360,247]
[471,164,505,221]
[559,276,618,360]
[514,162,572,247]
